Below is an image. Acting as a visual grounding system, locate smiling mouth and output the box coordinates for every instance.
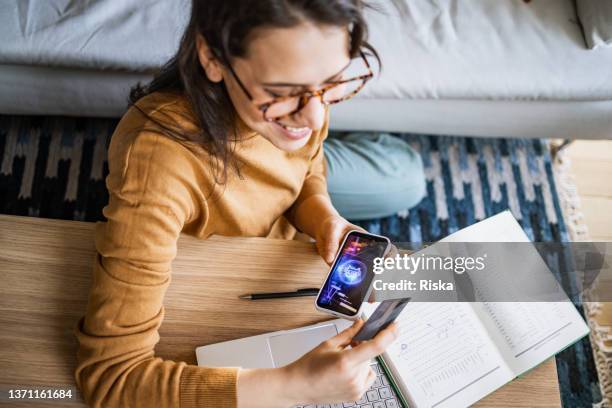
[273,121,312,140]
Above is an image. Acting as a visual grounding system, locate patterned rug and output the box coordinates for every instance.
[0,114,603,407]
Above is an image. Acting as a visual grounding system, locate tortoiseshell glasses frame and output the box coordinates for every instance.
[226,51,374,122]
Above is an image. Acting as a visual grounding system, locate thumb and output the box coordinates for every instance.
[386,244,399,259]
[326,319,364,348]
[318,227,344,265]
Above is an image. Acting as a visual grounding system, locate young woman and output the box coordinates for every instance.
[75,1,424,407]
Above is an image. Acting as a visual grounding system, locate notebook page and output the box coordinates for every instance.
[370,302,513,408]
[472,301,589,375]
[438,210,589,375]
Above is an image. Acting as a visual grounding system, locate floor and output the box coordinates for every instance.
[565,139,612,405]
[564,140,612,240]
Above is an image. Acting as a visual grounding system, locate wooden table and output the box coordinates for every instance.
[0,215,561,407]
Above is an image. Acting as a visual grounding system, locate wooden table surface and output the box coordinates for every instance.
[0,215,561,407]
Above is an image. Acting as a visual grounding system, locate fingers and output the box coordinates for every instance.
[355,364,377,400]
[345,322,398,363]
[349,222,367,233]
[326,319,364,348]
[385,244,399,259]
[317,217,365,265]
[365,365,377,387]
[318,222,346,264]
[350,339,364,348]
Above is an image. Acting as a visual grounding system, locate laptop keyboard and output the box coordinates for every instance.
[293,359,403,408]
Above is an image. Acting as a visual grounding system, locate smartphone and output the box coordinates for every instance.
[315,230,391,319]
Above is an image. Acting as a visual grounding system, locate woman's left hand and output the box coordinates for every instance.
[315,214,366,264]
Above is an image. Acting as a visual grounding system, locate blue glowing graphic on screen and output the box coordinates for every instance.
[317,232,387,316]
[336,259,367,285]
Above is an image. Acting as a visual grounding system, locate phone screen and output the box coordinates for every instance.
[316,231,389,317]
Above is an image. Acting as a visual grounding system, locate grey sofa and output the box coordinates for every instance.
[1,0,611,139]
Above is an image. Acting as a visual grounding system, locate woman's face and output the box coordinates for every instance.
[198,22,350,151]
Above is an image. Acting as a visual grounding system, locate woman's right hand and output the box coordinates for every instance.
[236,319,398,407]
[283,319,398,405]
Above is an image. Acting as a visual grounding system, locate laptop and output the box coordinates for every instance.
[195,319,404,408]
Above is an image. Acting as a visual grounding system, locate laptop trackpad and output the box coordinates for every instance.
[268,323,339,367]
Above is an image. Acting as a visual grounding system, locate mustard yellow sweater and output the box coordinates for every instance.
[75,92,330,407]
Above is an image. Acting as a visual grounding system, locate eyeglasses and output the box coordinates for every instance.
[225,51,373,122]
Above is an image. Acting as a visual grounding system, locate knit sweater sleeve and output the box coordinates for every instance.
[74,127,238,408]
[285,109,331,224]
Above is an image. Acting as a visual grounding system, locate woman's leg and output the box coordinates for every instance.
[324,133,426,220]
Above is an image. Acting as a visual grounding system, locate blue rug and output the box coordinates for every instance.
[0,115,602,407]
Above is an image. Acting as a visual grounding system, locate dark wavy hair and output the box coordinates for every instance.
[130,0,379,184]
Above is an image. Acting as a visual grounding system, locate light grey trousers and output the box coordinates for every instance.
[324,133,426,220]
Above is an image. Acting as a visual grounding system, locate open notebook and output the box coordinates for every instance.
[363,210,589,408]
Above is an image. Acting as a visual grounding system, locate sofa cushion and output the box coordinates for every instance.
[0,0,189,71]
[361,0,612,102]
[576,0,612,49]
